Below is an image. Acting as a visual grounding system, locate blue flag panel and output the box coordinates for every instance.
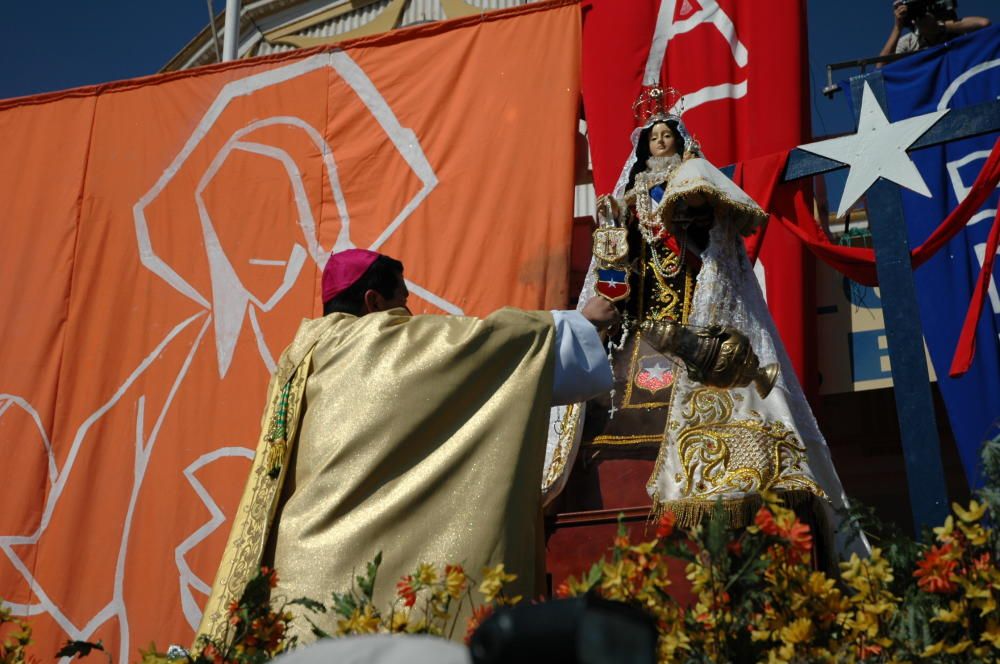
[879,25,1000,485]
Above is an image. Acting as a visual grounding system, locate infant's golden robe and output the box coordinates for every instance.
[197,307,558,644]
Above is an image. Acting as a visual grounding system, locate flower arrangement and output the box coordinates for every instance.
[0,604,33,664]
[553,432,1000,663]
[134,552,521,663]
[25,433,1000,662]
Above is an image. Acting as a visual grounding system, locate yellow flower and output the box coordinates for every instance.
[337,604,380,635]
[976,593,998,617]
[958,521,990,546]
[945,639,973,654]
[933,515,955,542]
[390,610,410,632]
[416,562,438,585]
[778,618,812,645]
[931,601,963,623]
[980,619,1000,647]
[840,552,864,582]
[921,640,946,657]
[444,564,467,600]
[953,500,988,523]
[479,564,517,603]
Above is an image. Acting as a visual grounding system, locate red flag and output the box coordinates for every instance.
[581,0,817,397]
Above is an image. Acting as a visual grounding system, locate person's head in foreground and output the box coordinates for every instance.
[322,249,408,316]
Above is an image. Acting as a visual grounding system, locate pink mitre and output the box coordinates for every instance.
[322,248,382,303]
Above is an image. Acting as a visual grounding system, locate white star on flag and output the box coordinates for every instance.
[645,362,670,382]
[798,81,949,218]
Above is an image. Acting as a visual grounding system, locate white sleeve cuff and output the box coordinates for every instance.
[550,310,613,406]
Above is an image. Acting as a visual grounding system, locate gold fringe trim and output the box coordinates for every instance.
[656,181,768,237]
[651,490,820,530]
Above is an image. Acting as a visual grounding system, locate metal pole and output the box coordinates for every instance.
[222,0,241,62]
[207,0,222,63]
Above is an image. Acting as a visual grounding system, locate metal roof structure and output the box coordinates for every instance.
[163,0,532,72]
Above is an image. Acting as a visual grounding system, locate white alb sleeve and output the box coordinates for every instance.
[550,310,613,406]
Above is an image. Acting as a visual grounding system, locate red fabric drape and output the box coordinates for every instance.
[736,138,1000,375]
[949,206,1000,376]
[737,137,1000,286]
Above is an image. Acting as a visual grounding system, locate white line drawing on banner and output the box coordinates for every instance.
[175,446,256,631]
[1,49,456,662]
[940,60,1000,324]
[0,311,210,664]
[643,0,749,111]
[134,53,456,377]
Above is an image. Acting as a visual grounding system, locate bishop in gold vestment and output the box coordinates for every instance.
[198,250,615,644]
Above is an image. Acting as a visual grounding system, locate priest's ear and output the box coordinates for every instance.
[362,288,388,314]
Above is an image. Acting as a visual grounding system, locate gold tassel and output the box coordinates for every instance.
[652,490,820,530]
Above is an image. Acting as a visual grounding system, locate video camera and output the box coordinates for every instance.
[895,0,959,23]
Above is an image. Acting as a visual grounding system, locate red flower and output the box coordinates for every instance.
[656,510,677,539]
[201,644,225,664]
[858,642,883,659]
[555,582,572,598]
[396,575,418,607]
[754,507,779,536]
[260,566,279,588]
[465,604,495,644]
[727,539,743,556]
[785,520,813,561]
[914,543,959,593]
[227,600,241,616]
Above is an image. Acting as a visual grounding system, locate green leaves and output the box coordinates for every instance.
[287,597,326,614]
[356,551,382,602]
[329,591,357,619]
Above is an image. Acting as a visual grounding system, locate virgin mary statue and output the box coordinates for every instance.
[542,86,862,554]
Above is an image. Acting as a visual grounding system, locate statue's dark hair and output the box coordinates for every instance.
[323,255,404,316]
[626,120,685,192]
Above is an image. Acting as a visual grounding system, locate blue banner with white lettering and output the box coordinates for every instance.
[880,25,1000,486]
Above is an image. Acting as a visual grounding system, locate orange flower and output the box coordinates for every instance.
[785,520,813,561]
[656,510,677,539]
[555,582,572,598]
[973,552,992,572]
[465,604,494,644]
[914,543,959,593]
[614,535,630,549]
[754,507,779,536]
[396,575,418,607]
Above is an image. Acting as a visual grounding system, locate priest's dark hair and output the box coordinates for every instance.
[323,255,404,316]
[626,119,685,192]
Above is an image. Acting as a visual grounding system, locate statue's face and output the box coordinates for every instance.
[648,122,677,158]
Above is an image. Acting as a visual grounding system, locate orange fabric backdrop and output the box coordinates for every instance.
[0,3,580,659]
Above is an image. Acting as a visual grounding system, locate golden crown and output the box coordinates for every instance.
[632,86,683,126]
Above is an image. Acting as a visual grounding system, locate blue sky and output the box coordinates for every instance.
[1,1,997,142]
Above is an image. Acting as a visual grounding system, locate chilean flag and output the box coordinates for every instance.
[596,268,630,300]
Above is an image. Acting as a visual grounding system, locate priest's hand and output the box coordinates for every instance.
[582,297,620,339]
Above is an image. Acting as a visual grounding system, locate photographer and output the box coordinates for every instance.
[880,0,990,57]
